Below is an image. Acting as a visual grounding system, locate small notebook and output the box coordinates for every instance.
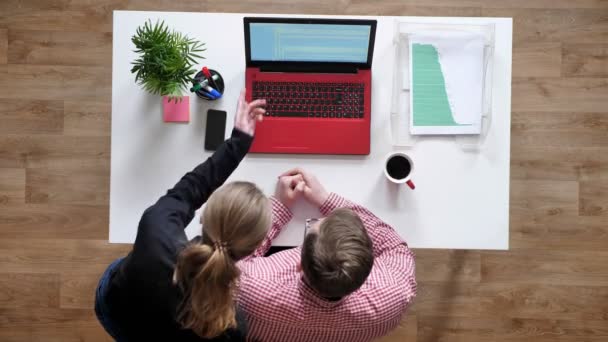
[409,31,485,135]
[163,96,190,123]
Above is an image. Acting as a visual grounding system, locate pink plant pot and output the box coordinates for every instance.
[162,96,190,122]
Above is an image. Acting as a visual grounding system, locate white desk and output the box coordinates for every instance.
[110,11,512,249]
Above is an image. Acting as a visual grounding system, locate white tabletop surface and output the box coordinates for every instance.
[110,11,512,249]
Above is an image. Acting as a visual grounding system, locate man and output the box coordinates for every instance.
[237,168,417,342]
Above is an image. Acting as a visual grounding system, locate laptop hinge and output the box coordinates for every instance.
[260,64,358,74]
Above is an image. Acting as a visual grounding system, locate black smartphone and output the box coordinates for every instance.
[205,109,227,151]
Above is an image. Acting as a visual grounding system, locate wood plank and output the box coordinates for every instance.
[0,325,112,342]
[580,180,608,216]
[485,0,608,9]
[126,0,206,12]
[0,28,7,64]
[0,239,131,274]
[0,0,80,15]
[0,65,111,101]
[344,2,481,16]
[414,281,484,319]
[374,314,417,342]
[0,307,97,327]
[0,99,63,134]
[26,166,109,205]
[0,135,109,169]
[413,249,481,283]
[481,249,608,286]
[8,30,112,66]
[482,8,608,44]
[349,0,608,10]
[205,0,347,14]
[512,42,561,77]
[510,178,585,247]
[60,273,98,309]
[511,146,608,181]
[0,307,112,342]
[0,273,60,308]
[0,204,108,240]
[512,77,608,112]
[563,44,608,77]
[511,179,579,217]
[418,316,608,342]
[0,0,121,32]
[511,178,585,249]
[416,282,608,320]
[63,101,110,136]
[511,214,608,250]
[0,0,211,33]
[511,112,608,148]
[0,168,25,204]
[512,112,608,132]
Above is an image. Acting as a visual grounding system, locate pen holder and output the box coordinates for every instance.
[192,69,225,101]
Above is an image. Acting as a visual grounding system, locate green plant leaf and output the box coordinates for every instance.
[130,19,205,97]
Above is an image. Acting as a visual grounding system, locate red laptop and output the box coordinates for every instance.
[244,17,377,155]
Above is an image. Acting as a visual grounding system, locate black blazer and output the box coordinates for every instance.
[106,129,253,341]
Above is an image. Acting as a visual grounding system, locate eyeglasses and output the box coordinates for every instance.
[305,218,320,236]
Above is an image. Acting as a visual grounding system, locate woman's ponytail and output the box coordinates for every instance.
[174,182,272,338]
[175,243,239,338]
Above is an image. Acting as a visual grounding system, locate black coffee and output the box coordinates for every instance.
[386,155,411,180]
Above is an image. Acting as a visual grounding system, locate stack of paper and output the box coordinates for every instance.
[409,31,485,135]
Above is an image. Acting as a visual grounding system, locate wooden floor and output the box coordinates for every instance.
[0,0,607,341]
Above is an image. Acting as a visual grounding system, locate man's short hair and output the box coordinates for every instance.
[301,208,374,298]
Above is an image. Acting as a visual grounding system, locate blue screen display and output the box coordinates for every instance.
[249,23,371,63]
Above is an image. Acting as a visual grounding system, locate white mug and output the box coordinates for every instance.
[384,152,415,190]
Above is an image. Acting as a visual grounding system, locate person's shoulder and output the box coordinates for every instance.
[237,250,303,312]
[237,275,305,325]
[135,203,188,248]
[360,258,415,291]
[238,248,301,280]
[342,266,415,317]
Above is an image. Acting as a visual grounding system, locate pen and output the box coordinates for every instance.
[202,84,222,98]
[189,83,216,100]
[203,67,218,90]
[190,83,203,92]
[190,74,220,93]
[202,91,217,100]
[199,88,216,100]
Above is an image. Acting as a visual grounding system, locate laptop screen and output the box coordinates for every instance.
[248,22,372,64]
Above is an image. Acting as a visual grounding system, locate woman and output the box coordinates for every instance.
[95,90,267,341]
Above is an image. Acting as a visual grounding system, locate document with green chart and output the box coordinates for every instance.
[409,31,485,135]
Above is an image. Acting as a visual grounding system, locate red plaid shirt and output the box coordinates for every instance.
[237,193,417,342]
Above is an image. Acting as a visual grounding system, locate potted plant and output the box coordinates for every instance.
[131,20,205,122]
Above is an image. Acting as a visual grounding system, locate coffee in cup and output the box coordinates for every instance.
[384,152,415,189]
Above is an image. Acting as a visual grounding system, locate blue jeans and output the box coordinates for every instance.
[95,258,125,341]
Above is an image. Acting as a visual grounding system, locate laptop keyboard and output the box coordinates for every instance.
[252,81,365,118]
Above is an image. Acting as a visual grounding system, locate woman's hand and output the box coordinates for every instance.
[234,88,266,136]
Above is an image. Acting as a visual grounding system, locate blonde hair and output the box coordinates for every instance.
[174,181,271,338]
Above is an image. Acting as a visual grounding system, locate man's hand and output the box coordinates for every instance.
[275,174,305,208]
[233,88,266,136]
[280,168,329,208]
